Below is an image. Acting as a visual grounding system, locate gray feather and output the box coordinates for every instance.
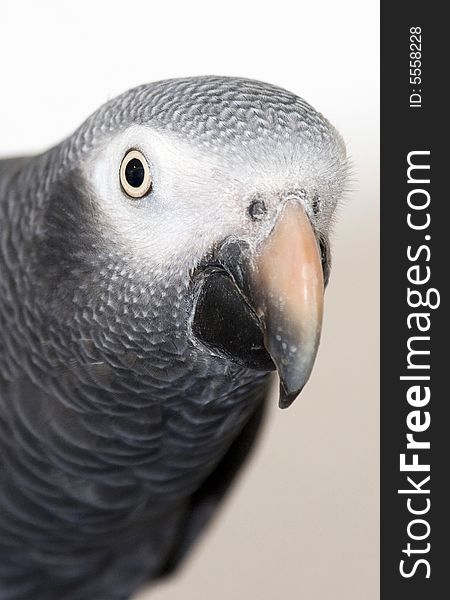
[0,76,346,599]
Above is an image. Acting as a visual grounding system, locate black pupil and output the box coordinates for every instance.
[125,158,145,188]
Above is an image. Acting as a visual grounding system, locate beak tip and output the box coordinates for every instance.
[278,383,305,409]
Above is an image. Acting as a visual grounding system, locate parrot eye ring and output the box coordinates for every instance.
[119,149,152,198]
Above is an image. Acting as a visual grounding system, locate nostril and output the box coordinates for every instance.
[248,199,267,221]
[312,194,320,216]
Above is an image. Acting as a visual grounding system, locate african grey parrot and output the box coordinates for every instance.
[0,76,347,599]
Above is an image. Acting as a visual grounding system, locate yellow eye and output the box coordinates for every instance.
[119,150,152,198]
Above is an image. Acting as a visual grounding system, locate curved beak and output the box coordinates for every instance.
[250,203,324,408]
[191,202,325,409]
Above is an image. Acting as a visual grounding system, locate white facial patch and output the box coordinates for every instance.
[83,124,345,278]
[84,126,249,273]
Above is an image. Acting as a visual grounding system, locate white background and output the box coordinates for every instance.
[1,2,379,598]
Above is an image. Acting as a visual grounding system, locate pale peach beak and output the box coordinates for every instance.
[250,202,324,408]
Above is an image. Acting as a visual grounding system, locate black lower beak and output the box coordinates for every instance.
[191,266,275,372]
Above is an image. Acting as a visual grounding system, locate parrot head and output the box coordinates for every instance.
[29,76,347,409]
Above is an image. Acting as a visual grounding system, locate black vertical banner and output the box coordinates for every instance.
[381,3,446,599]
